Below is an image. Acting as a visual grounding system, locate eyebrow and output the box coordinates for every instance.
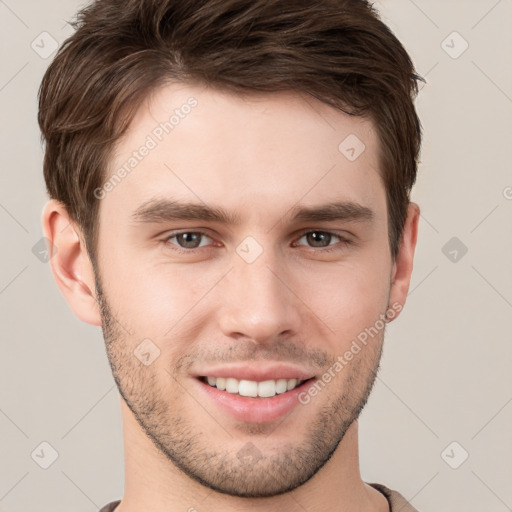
[131,198,374,226]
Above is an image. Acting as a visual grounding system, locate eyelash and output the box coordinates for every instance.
[163,229,353,255]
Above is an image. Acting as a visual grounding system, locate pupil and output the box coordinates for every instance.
[308,231,330,247]
[179,233,200,248]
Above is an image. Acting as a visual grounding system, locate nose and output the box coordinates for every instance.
[217,250,303,346]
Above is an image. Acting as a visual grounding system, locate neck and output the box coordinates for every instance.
[116,398,388,512]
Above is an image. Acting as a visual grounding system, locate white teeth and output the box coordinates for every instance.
[239,380,258,397]
[204,377,304,397]
[275,379,288,394]
[258,380,276,397]
[225,378,239,393]
[286,378,297,391]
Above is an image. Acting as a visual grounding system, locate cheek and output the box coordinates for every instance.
[297,260,390,349]
[100,251,222,339]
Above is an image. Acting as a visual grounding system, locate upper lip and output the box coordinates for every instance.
[193,364,316,382]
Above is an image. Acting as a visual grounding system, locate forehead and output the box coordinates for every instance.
[103,82,386,227]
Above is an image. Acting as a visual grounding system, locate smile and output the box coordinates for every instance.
[201,376,306,397]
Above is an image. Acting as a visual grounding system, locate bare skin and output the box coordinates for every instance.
[43,82,419,512]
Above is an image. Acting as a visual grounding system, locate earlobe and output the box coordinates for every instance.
[42,200,102,326]
[387,202,420,322]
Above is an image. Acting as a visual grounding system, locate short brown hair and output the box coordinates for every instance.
[38,0,423,263]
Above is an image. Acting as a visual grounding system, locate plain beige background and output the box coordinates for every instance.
[1,1,511,510]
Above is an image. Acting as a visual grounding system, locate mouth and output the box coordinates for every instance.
[194,374,317,424]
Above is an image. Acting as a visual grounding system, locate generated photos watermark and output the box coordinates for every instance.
[93,96,198,200]
[298,301,402,405]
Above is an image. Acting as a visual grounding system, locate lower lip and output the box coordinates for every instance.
[195,378,315,424]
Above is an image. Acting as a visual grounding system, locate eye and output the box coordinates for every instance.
[162,229,352,255]
[294,230,352,251]
[165,231,213,251]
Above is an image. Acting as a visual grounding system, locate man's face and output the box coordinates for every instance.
[94,83,394,497]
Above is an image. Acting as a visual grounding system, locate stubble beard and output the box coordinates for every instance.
[94,271,385,498]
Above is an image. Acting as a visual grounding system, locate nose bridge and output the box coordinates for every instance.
[218,244,301,343]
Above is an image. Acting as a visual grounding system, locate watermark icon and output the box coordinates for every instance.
[298,302,402,405]
[31,31,59,59]
[32,236,57,263]
[503,186,512,200]
[338,134,366,162]
[441,236,468,263]
[134,338,161,366]
[31,441,59,469]
[93,97,198,199]
[237,442,263,466]
[236,236,264,264]
[441,31,469,60]
[441,441,469,469]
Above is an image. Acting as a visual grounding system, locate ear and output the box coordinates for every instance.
[387,202,420,322]
[41,199,102,326]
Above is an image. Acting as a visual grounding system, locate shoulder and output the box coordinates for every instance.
[99,500,121,512]
[368,482,421,512]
